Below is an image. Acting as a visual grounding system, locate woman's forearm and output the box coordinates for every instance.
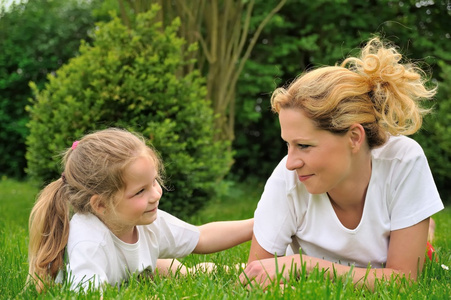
[243,254,408,290]
[299,255,407,289]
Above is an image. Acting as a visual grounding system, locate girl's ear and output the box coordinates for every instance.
[348,123,366,153]
[90,195,106,215]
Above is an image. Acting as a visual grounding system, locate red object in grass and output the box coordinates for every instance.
[426,241,436,261]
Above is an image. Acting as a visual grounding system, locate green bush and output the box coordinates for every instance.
[26,6,232,218]
[413,60,451,198]
[0,0,103,178]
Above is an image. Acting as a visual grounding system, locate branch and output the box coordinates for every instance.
[118,0,131,29]
[231,0,287,87]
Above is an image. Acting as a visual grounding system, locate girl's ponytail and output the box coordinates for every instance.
[27,178,70,292]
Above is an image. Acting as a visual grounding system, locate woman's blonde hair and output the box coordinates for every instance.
[27,128,163,292]
[271,37,436,148]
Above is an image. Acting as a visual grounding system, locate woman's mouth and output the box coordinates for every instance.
[298,175,313,182]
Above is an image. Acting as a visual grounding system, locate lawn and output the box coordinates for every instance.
[0,178,450,299]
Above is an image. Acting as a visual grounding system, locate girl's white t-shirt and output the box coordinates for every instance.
[254,135,444,268]
[65,209,200,290]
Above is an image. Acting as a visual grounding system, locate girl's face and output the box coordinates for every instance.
[279,108,356,195]
[114,156,163,228]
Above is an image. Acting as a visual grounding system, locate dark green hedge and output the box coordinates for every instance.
[0,0,101,178]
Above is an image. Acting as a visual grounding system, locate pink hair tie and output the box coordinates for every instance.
[71,141,79,150]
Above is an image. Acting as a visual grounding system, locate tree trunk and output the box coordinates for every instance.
[118,0,287,142]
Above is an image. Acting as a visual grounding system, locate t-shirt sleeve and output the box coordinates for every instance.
[156,210,200,258]
[253,157,300,256]
[387,138,444,230]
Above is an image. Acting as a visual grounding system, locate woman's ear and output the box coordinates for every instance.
[348,124,366,153]
[90,195,106,215]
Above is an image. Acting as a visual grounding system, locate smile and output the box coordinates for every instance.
[298,175,313,182]
[145,207,158,213]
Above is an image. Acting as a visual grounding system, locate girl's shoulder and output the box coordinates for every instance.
[68,213,111,248]
[70,213,107,229]
[147,210,200,234]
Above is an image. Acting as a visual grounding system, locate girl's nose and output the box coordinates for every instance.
[149,183,163,203]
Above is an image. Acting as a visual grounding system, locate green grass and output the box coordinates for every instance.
[1,178,450,299]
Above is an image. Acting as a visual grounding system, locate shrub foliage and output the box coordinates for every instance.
[26,7,232,218]
[0,0,100,178]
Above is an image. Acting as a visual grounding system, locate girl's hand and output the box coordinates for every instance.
[188,262,218,273]
[189,262,247,274]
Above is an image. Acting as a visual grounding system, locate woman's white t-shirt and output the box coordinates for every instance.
[254,135,444,268]
[64,209,200,290]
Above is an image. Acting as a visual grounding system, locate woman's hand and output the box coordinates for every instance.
[239,256,298,288]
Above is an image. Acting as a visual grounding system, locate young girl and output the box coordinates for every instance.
[28,128,253,292]
[240,37,444,289]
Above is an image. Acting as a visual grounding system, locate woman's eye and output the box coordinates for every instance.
[286,142,310,149]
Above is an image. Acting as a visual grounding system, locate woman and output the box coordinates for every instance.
[240,37,444,289]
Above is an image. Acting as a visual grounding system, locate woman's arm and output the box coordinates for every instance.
[240,218,430,290]
[193,218,254,254]
[247,234,275,262]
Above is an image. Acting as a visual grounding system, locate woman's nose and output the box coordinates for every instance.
[286,149,304,171]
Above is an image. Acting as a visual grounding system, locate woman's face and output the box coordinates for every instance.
[279,108,356,194]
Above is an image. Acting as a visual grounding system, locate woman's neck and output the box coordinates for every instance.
[328,150,372,210]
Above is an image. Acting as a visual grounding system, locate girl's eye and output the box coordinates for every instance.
[135,189,145,196]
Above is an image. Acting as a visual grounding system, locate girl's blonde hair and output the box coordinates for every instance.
[271,37,436,148]
[27,128,163,292]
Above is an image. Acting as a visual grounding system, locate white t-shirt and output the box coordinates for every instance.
[254,135,444,268]
[64,209,200,290]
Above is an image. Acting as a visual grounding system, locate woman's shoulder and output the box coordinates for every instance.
[372,135,424,161]
[269,156,298,183]
[262,155,309,202]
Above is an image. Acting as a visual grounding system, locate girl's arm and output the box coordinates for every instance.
[156,258,188,275]
[240,218,430,290]
[156,259,223,275]
[193,218,254,254]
